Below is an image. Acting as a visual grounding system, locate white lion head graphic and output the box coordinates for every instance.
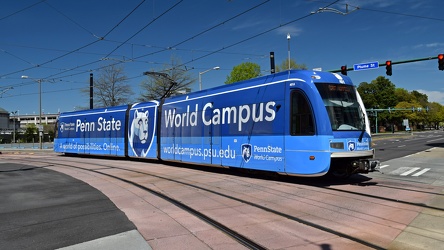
[133,110,149,143]
[241,144,252,163]
[129,109,150,157]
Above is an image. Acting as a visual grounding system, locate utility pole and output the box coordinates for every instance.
[89,73,93,109]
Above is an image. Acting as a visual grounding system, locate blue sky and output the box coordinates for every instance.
[1,0,443,115]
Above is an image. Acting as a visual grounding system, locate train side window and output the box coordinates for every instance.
[290,91,315,136]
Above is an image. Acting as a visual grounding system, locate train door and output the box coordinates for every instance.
[109,115,118,156]
[81,117,88,154]
[284,89,330,175]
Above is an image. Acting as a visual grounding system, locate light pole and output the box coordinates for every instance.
[199,66,220,90]
[10,111,17,144]
[21,75,43,149]
[287,33,291,70]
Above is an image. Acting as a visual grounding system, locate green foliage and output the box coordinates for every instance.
[394,88,414,103]
[426,102,444,129]
[392,101,422,123]
[225,62,261,84]
[275,59,307,72]
[24,124,37,142]
[357,76,397,109]
[410,90,428,107]
[358,75,444,131]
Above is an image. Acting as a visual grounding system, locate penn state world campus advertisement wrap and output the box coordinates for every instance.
[54,106,128,156]
[160,75,286,172]
[54,70,377,177]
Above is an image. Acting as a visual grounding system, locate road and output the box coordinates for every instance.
[373,130,444,161]
[370,130,444,185]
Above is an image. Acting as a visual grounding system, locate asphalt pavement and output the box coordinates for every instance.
[0,162,150,250]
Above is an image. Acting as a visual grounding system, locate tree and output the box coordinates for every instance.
[87,64,133,108]
[358,76,398,131]
[427,102,444,129]
[275,59,307,72]
[395,88,414,103]
[139,57,195,100]
[24,124,37,143]
[357,76,397,109]
[411,90,428,107]
[393,101,424,130]
[225,62,261,84]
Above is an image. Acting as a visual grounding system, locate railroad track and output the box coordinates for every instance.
[3,153,442,249]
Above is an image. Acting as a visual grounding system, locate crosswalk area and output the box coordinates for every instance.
[379,164,431,177]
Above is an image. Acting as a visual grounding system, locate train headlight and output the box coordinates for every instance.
[330,142,344,149]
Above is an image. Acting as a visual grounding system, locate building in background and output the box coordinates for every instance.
[0,107,58,143]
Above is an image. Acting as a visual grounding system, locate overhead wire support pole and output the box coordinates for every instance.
[311,3,359,16]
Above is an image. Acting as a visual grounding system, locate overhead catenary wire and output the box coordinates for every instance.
[3,0,338,103]
[47,0,271,80]
[1,0,370,102]
[42,1,102,39]
[0,0,148,79]
[104,0,183,58]
[0,0,46,22]
[9,0,272,83]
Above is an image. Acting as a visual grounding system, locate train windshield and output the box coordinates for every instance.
[315,83,365,131]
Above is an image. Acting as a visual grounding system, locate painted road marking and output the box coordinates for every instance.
[400,167,421,176]
[389,167,431,177]
[379,165,390,169]
[411,168,431,177]
[390,167,412,175]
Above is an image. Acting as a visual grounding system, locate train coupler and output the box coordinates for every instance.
[351,159,380,174]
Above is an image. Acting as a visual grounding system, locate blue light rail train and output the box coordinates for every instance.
[54,70,379,177]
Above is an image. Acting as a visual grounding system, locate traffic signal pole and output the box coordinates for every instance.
[330,55,441,74]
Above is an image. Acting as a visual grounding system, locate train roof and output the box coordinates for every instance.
[58,104,129,117]
[236,69,353,86]
[58,70,354,116]
[166,70,354,102]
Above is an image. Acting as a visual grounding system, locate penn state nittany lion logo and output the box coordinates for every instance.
[129,109,151,157]
[348,141,356,151]
[241,144,252,163]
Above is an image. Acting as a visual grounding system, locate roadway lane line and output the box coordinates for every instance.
[400,167,421,176]
[427,138,444,142]
[411,168,431,177]
[379,165,390,169]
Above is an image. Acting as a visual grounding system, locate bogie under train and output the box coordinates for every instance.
[54,70,379,177]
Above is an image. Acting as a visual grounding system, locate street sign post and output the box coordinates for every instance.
[353,61,379,71]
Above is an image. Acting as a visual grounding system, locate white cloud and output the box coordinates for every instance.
[276,25,303,36]
[414,42,444,49]
[417,89,444,104]
[347,0,398,8]
[231,20,266,31]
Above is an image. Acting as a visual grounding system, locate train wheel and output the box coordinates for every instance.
[327,167,352,179]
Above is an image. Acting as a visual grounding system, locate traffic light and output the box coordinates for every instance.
[385,61,392,76]
[341,65,347,75]
[438,54,444,71]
